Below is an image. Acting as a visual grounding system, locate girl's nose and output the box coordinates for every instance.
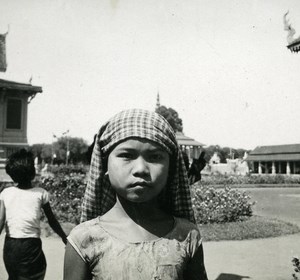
[132,157,149,176]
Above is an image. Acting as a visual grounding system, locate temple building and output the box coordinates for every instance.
[155,93,204,161]
[283,11,300,53]
[246,144,300,175]
[287,39,300,53]
[176,132,204,162]
[0,30,43,180]
[0,78,42,162]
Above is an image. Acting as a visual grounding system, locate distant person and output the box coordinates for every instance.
[182,150,190,171]
[188,151,206,185]
[64,109,207,280]
[0,149,67,280]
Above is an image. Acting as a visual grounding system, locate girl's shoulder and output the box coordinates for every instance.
[174,217,199,231]
[1,184,47,193]
[0,185,18,197]
[31,186,48,193]
[69,217,106,243]
[171,217,202,256]
[68,218,112,263]
[170,217,201,241]
[21,186,49,198]
[0,186,49,204]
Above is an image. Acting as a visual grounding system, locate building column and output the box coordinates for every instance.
[258,161,262,174]
[272,161,276,175]
[293,162,296,174]
[286,162,291,175]
[265,162,268,174]
[279,162,282,174]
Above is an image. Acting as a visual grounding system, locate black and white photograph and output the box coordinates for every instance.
[1,1,300,279]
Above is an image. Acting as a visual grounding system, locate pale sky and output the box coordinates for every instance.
[0,0,300,150]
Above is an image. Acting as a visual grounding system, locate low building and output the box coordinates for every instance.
[246,144,300,175]
[0,78,42,167]
[175,132,204,162]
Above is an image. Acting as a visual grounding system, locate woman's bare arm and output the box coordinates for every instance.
[184,243,208,280]
[42,202,67,244]
[64,242,91,280]
[0,200,5,234]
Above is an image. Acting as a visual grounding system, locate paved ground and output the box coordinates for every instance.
[0,169,11,182]
[204,233,300,280]
[0,187,299,280]
[1,233,299,280]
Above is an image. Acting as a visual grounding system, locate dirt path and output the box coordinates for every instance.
[1,232,299,280]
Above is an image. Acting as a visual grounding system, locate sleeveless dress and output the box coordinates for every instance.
[68,216,202,280]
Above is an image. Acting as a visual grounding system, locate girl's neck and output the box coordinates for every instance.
[100,196,174,242]
[116,196,162,222]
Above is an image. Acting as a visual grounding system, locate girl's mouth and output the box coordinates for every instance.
[130,181,151,188]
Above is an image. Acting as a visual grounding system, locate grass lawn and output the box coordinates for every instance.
[199,215,300,242]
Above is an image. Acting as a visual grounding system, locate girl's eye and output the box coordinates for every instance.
[148,153,164,162]
[118,152,135,159]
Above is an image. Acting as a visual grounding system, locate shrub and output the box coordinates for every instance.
[47,164,89,176]
[191,185,255,224]
[201,174,300,186]
[292,257,300,280]
[40,166,87,224]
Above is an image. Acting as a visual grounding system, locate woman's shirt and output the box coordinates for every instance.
[68,216,202,280]
[0,186,49,238]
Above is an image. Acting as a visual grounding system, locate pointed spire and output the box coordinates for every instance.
[156,91,160,110]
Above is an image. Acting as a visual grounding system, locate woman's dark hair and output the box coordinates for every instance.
[5,149,36,189]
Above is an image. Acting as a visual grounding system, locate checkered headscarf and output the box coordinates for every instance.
[80,109,195,223]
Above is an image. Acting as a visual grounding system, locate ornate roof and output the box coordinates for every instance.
[175,132,204,147]
[0,78,42,94]
[287,40,300,53]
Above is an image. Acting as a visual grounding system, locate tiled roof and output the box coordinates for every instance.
[0,78,42,94]
[287,39,300,53]
[246,144,300,161]
[175,132,204,147]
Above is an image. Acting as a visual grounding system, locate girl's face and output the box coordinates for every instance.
[107,138,170,203]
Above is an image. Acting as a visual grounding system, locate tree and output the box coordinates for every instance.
[54,137,89,164]
[155,105,183,132]
[29,143,52,163]
[203,145,250,163]
[29,137,89,165]
[30,143,45,161]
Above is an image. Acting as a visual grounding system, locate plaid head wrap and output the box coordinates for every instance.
[80,109,195,223]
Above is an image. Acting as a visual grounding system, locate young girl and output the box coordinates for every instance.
[64,109,208,280]
[0,149,67,280]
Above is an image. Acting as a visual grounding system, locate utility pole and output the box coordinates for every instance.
[62,130,70,165]
[51,133,57,165]
[66,138,70,165]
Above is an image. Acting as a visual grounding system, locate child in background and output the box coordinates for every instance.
[64,109,208,280]
[0,149,67,280]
